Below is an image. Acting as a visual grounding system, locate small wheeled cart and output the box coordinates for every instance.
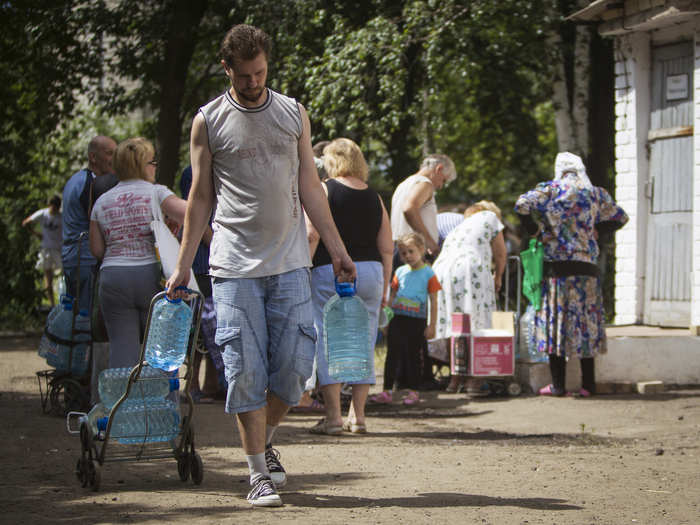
[450,255,523,397]
[37,231,92,416]
[67,289,204,491]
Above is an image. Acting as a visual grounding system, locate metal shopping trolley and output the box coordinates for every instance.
[37,232,92,415]
[67,289,204,491]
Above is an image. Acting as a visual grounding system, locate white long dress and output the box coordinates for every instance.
[432,210,504,339]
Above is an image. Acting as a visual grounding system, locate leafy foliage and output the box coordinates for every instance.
[2,0,576,328]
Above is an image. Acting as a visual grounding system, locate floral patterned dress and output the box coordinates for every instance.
[432,210,504,341]
[514,175,628,358]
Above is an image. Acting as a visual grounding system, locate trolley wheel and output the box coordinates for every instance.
[76,458,88,487]
[177,454,190,482]
[190,453,203,485]
[507,382,523,397]
[88,459,101,492]
[49,377,84,416]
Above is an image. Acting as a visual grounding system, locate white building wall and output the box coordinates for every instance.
[692,28,700,329]
[613,33,651,325]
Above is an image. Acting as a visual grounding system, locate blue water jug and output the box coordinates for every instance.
[92,399,180,444]
[323,279,372,382]
[98,366,173,409]
[144,295,192,371]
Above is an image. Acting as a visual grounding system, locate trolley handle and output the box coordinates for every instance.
[66,411,88,435]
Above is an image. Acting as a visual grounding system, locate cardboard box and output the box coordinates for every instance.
[470,312,515,377]
[451,313,471,336]
[470,329,515,376]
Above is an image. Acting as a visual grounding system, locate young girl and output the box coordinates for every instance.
[376,232,441,403]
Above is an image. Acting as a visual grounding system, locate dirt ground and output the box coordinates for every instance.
[1,335,699,525]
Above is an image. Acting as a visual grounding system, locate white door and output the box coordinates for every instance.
[644,41,693,327]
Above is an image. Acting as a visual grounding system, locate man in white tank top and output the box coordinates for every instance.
[390,154,457,258]
[166,25,355,507]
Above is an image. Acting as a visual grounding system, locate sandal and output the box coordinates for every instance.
[309,418,343,436]
[402,390,419,405]
[538,384,565,397]
[342,420,367,434]
[369,391,392,404]
[291,398,325,413]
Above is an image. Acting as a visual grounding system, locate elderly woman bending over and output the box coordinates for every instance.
[430,200,507,393]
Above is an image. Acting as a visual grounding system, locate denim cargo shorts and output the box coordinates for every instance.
[212,268,316,414]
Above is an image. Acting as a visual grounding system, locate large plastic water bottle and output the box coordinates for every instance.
[323,280,372,382]
[38,295,73,358]
[98,366,173,409]
[144,296,192,371]
[106,398,180,444]
[518,304,547,363]
[45,305,90,375]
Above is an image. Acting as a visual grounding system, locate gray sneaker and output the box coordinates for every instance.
[247,476,282,507]
[265,443,287,488]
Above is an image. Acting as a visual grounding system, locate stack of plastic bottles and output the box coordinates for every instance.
[85,295,192,444]
[87,366,180,444]
[518,304,548,363]
[38,294,91,375]
[323,280,372,383]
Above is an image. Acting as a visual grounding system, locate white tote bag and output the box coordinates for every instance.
[150,186,200,292]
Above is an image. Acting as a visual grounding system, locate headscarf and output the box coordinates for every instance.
[553,152,593,189]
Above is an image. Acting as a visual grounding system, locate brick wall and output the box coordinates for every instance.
[692,29,700,327]
[613,34,651,325]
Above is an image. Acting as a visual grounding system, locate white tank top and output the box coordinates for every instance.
[390,174,438,243]
[199,88,311,278]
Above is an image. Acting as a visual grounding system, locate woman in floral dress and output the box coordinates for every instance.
[515,152,628,397]
[431,201,507,392]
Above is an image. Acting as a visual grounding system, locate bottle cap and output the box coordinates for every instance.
[334,278,356,297]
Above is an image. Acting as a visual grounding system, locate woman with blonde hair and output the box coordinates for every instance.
[89,137,187,368]
[430,200,507,392]
[305,138,393,434]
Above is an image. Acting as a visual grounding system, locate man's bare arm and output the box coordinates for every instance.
[297,104,356,281]
[402,181,439,254]
[166,112,214,296]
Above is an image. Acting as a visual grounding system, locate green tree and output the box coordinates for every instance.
[0,1,105,327]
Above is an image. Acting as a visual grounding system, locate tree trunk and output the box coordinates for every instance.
[155,0,208,189]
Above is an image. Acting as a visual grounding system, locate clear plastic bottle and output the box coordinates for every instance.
[38,295,73,358]
[85,402,109,440]
[107,398,180,444]
[323,280,372,383]
[144,296,192,371]
[98,366,172,409]
[519,304,547,363]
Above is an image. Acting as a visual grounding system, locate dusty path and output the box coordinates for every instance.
[1,335,699,524]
